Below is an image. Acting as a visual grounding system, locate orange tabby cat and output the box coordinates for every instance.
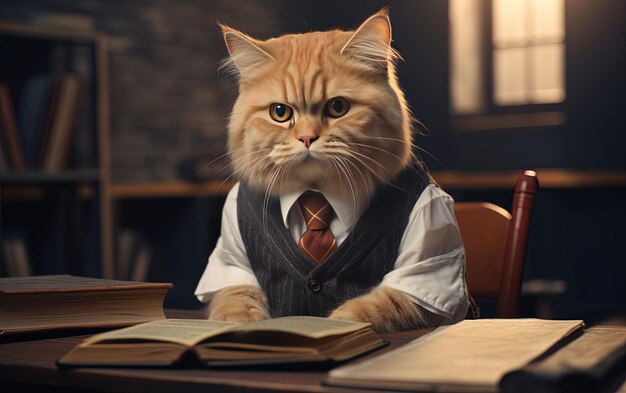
[203,10,467,333]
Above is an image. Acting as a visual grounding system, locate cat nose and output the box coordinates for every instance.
[298,135,319,149]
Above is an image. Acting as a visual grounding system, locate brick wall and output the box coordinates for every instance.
[0,0,285,181]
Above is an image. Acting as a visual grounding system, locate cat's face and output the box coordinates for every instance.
[222,11,413,197]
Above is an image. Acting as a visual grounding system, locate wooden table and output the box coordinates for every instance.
[0,309,431,393]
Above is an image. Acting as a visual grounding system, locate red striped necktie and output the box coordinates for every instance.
[298,191,337,264]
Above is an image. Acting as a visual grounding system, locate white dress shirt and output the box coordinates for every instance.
[195,182,469,323]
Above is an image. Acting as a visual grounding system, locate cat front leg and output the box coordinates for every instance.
[208,285,269,323]
[328,286,442,333]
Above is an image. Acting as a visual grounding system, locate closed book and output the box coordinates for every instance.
[0,82,26,170]
[58,316,386,368]
[0,275,172,335]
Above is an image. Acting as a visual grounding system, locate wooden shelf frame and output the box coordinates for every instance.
[0,22,113,278]
[0,169,100,183]
[110,180,235,199]
[105,168,626,201]
[0,21,98,43]
[432,169,626,189]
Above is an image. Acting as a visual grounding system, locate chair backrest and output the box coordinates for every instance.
[454,170,539,318]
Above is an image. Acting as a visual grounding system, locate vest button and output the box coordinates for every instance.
[308,279,321,292]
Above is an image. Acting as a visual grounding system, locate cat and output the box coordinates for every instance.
[200,9,469,333]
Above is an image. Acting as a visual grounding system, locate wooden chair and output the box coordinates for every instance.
[455,170,539,318]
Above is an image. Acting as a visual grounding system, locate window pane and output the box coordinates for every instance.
[530,0,565,42]
[494,47,528,105]
[530,44,565,103]
[450,0,486,114]
[493,0,527,46]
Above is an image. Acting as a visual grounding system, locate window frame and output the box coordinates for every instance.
[451,0,566,131]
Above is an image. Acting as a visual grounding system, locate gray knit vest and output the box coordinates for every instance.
[237,164,431,317]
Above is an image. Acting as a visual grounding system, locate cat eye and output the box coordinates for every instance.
[324,97,350,118]
[269,103,293,123]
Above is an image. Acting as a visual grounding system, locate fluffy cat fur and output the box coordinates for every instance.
[208,10,435,333]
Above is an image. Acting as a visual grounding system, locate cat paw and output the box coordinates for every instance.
[328,303,364,323]
[328,287,429,333]
[208,285,269,323]
[210,307,268,323]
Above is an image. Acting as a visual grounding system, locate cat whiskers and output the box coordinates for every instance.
[356,135,448,170]
[349,141,430,188]
[343,150,392,183]
[349,142,406,162]
[195,146,271,178]
[327,158,354,221]
[216,152,272,192]
[333,157,358,222]
[262,163,286,236]
[341,149,412,194]
[339,156,371,200]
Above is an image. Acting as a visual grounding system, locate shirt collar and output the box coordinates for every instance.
[279,185,370,232]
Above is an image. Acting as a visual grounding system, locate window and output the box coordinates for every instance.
[450,0,566,128]
[493,0,565,105]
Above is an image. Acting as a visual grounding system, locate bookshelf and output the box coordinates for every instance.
[0,21,113,279]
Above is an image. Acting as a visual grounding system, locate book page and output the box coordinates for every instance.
[83,319,241,347]
[522,326,626,373]
[227,316,370,339]
[328,319,584,391]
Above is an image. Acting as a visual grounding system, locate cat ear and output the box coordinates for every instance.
[341,11,394,71]
[219,23,274,78]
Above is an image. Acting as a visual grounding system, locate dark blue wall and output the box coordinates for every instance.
[287,0,626,320]
[2,0,624,316]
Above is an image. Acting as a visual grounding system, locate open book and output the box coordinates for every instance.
[58,316,386,367]
[326,319,585,393]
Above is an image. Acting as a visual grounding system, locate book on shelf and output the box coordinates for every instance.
[130,240,152,282]
[0,275,172,335]
[326,318,585,393]
[57,316,386,368]
[0,143,7,170]
[116,229,153,282]
[41,74,82,171]
[1,231,32,277]
[18,74,54,167]
[0,81,26,170]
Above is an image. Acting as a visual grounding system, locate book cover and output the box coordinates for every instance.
[0,82,26,170]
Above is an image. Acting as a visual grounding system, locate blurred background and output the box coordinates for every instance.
[0,0,624,321]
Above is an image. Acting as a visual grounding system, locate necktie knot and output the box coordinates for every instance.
[298,191,336,264]
[299,191,333,231]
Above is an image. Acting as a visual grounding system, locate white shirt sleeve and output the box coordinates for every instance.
[194,182,261,303]
[381,185,469,324]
